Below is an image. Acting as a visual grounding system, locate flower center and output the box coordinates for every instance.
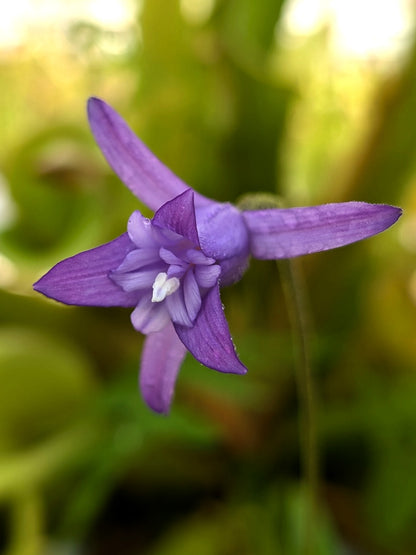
[151,272,180,303]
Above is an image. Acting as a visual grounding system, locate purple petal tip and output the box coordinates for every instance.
[86,97,209,211]
[33,234,139,307]
[244,201,403,260]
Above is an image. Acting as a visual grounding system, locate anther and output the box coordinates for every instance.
[151,272,180,302]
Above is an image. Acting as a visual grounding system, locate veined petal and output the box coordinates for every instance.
[159,247,184,266]
[243,202,402,259]
[87,98,211,211]
[165,288,193,327]
[183,270,202,322]
[113,248,161,273]
[153,189,200,246]
[131,295,171,334]
[140,323,187,414]
[174,285,247,375]
[194,264,221,288]
[33,234,139,307]
[110,267,158,292]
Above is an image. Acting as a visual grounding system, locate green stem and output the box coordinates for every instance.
[278,257,318,554]
[237,191,318,549]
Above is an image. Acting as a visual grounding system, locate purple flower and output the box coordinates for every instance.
[33,98,402,414]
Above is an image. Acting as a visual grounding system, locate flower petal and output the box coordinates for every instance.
[112,248,161,273]
[140,322,187,414]
[87,98,211,211]
[131,295,171,334]
[110,267,158,292]
[33,234,140,307]
[166,288,193,327]
[196,203,250,285]
[183,270,201,322]
[183,249,215,265]
[167,264,186,279]
[127,211,158,248]
[243,202,402,259]
[174,285,247,374]
[196,202,250,260]
[194,264,221,288]
[153,189,200,246]
[159,247,184,266]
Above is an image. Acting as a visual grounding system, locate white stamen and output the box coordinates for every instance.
[151,272,180,302]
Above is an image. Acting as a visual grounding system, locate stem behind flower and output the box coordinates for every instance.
[278,256,318,555]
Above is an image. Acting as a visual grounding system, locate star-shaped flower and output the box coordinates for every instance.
[34,98,402,414]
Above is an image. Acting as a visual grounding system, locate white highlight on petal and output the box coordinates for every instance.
[151,272,180,303]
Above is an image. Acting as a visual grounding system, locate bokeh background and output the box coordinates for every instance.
[0,0,415,553]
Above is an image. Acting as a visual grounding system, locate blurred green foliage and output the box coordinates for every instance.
[0,0,415,553]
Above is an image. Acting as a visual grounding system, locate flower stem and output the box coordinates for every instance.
[237,191,319,548]
[278,257,318,554]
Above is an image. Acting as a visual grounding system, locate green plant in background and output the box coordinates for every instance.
[0,0,415,554]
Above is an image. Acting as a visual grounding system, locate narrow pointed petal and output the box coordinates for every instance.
[243,202,402,259]
[174,285,247,374]
[87,98,211,211]
[140,323,187,414]
[153,189,200,246]
[33,234,140,307]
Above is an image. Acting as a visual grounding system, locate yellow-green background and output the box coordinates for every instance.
[0,1,415,553]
